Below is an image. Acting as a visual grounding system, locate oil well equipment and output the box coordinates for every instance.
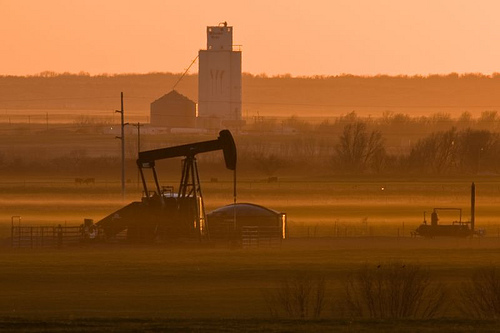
[207,203,286,246]
[11,129,287,247]
[413,182,481,238]
[94,130,236,242]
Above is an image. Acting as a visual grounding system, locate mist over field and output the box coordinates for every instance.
[3,70,500,333]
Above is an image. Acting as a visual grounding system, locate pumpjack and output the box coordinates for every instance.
[95,130,236,242]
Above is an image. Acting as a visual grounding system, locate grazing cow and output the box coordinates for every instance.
[83,178,95,184]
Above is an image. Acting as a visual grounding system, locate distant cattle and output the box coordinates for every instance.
[75,178,95,185]
[83,178,95,184]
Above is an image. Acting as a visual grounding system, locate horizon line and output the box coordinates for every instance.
[2,71,500,79]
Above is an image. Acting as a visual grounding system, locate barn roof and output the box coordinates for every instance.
[151,90,195,105]
[207,203,282,217]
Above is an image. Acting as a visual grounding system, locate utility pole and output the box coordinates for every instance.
[132,122,142,188]
[132,122,142,152]
[115,92,128,200]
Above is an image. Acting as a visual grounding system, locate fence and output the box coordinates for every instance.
[285,221,500,239]
[11,225,83,248]
[241,226,282,248]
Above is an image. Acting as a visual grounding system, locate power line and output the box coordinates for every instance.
[4,93,500,109]
[0,97,117,102]
[172,55,199,91]
[0,96,154,103]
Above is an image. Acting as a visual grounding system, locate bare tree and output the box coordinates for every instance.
[343,262,446,319]
[252,152,286,177]
[456,129,496,174]
[263,273,327,319]
[459,267,500,318]
[334,121,385,174]
[477,111,499,131]
[409,128,457,175]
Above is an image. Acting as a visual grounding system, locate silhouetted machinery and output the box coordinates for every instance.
[207,203,287,244]
[95,130,236,242]
[414,182,482,238]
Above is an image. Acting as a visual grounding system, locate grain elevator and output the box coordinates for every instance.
[198,22,242,129]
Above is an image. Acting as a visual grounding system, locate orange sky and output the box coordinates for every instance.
[1,0,499,76]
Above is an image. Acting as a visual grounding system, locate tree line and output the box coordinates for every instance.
[242,113,500,177]
[3,72,500,114]
[2,111,500,178]
[333,123,500,176]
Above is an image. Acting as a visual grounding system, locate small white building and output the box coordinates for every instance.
[198,22,242,129]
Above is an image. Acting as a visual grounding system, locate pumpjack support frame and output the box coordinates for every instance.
[124,129,237,240]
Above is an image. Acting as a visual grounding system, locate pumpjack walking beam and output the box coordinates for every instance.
[137,130,236,194]
[137,130,236,168]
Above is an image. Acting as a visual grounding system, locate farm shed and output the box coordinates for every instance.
[150,90,196,128]
[207,203,286,244]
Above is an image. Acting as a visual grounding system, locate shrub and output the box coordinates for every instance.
[263,272,326,319]
[460,267,500,318]
[343,262,446,319]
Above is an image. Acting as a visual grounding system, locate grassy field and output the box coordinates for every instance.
[2,178,500,238]
[2,175,500,331]
[1,239,500,331]
[2,318,500,332]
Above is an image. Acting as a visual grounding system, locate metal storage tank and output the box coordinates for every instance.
[150,90,196,128]
[207,203,286,245]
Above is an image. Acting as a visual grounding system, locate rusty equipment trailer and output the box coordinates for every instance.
[414,182,481,238]
[95,130,236,242]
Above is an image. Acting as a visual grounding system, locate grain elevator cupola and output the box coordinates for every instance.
[198,22,242,129]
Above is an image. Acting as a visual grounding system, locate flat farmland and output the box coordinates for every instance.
[1,179,500,331]
[2,179,500,238]
[2,158,500,331]
[1,239,500,332]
